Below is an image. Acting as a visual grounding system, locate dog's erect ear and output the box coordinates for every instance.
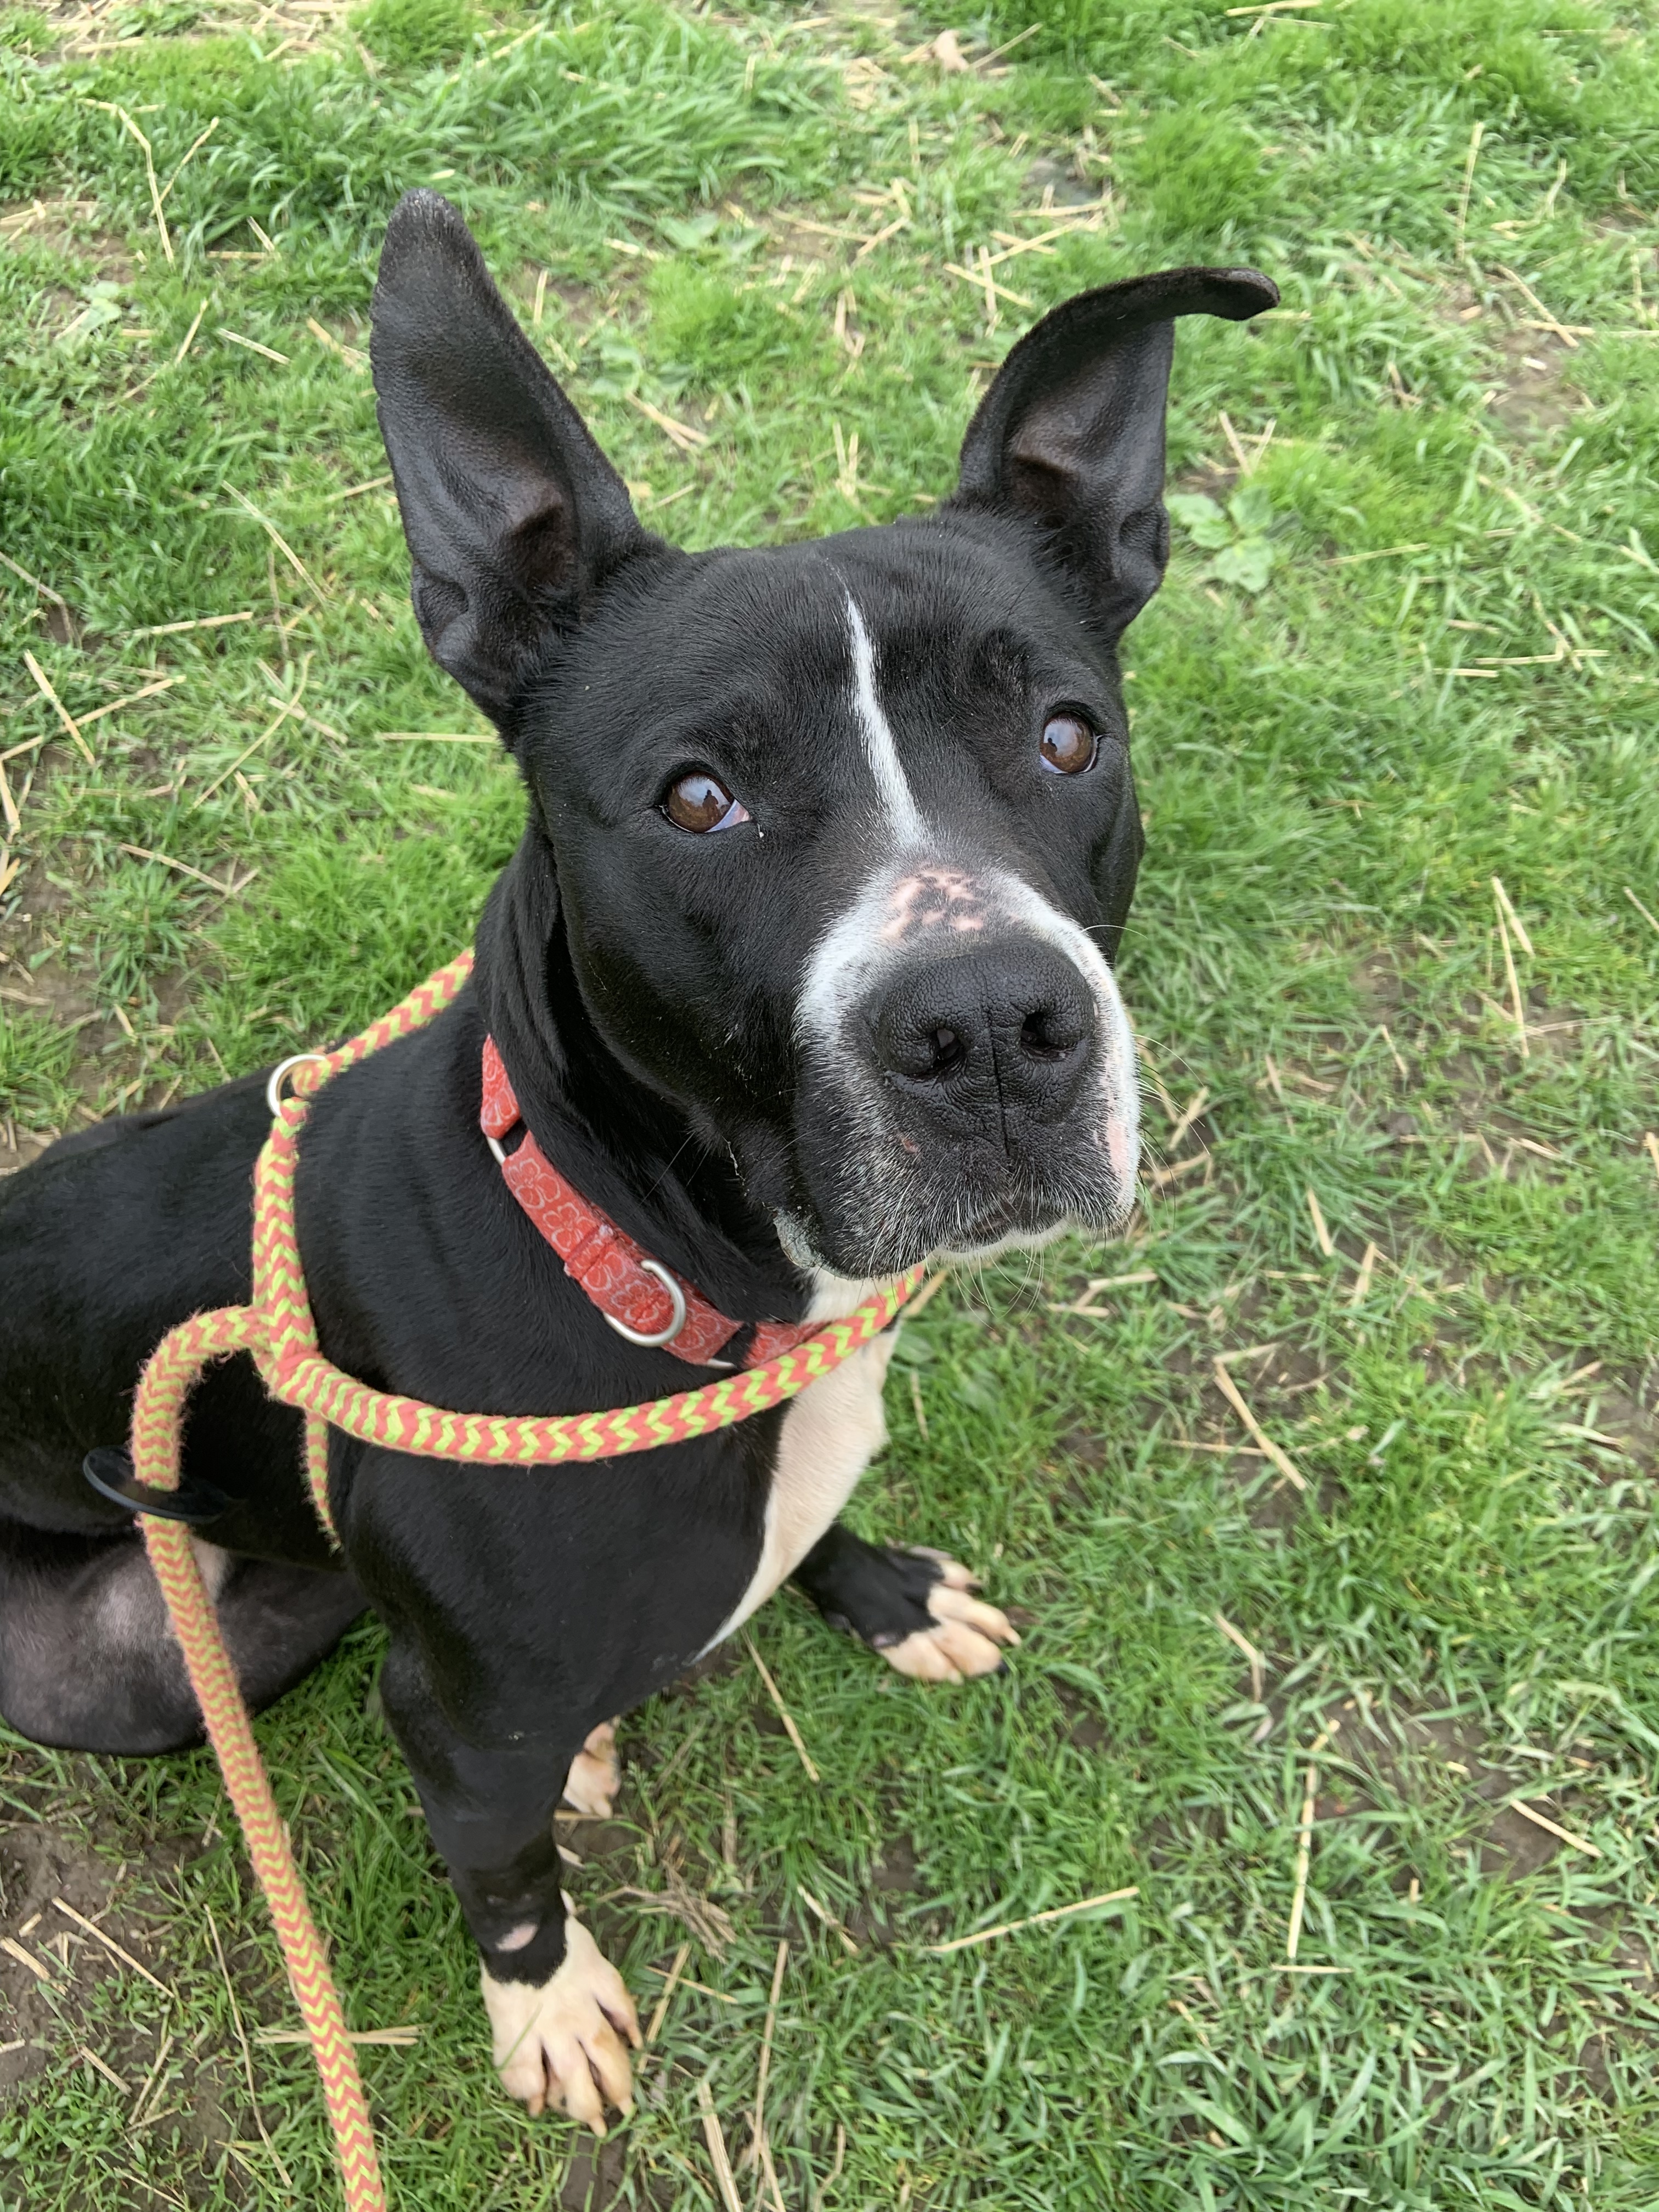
[371,191,650,725]
[952,266,1278,639]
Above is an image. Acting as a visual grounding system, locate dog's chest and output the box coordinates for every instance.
[705,1323,896,1649]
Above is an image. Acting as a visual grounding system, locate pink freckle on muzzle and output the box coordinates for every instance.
[881,876,925,941]
[881,866,989,943]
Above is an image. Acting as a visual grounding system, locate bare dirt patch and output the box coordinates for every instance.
[1020,152,1104,210]
[1486,323,1582,438]
[1331,1706,1623,1884]
[0,1813,204,2106]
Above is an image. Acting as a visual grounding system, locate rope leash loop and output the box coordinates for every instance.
[134,1305,387,2211]
[127,949,919,2210]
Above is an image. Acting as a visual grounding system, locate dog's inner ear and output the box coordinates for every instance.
[996,325,1176,637]
[952,266,1277,640]
[370,191,651,728]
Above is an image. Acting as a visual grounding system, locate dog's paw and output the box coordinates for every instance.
[879,1551,1020,1684]
[482,1908,641,2130]
[561,1720,620,1819]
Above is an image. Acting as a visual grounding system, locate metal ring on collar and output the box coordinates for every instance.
[266,1052,334,1118]
[603,1260,689,1348]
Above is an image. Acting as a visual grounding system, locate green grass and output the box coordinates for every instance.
[3,0,1659,2204]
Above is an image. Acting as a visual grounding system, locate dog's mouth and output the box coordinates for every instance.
[774,1136,1137,1279]
[932,1182,1109,1261]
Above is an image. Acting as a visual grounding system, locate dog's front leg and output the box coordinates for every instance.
[793,1523,1019,1683]
[381,1644,640,2128]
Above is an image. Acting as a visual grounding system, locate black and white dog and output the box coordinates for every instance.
[0,194,1273,2128]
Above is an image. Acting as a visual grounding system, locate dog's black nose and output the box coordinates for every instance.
[871,944,1094,1130]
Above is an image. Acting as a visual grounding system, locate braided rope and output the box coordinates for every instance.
[143,1459,383,2210]
[129,950,918,2211]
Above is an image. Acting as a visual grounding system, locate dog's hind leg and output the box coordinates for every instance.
[791,1522,1019,1684]
[0,1516,367,1754]
[561,1720,621,1818]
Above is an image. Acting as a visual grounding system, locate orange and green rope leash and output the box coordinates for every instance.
[131,948,919,2211]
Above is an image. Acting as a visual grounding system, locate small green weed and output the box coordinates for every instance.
[1168,482,1280,594]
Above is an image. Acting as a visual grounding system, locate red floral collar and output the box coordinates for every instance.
[481,1037,815,1370]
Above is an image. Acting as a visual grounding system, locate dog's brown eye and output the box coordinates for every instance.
[664,771,751,834]
[1040,713,1097,776]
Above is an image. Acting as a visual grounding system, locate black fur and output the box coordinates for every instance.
[0,190,1272,2102]
[792,1526,965,1652]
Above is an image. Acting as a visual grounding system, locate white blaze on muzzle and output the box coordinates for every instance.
[798,858,1139,1163]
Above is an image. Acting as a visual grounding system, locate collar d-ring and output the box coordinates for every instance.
[603,1259,689,1348]
[266,1052,334,1117]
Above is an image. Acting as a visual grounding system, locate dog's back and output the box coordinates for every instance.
[0,1081,365,1750]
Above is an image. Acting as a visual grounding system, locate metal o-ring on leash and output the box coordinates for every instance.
[603,1259,689,1348]
[266,1052,334,1117]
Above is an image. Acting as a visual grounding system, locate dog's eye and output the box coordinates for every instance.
[664,771,751,834]
[1040,713,1097,776]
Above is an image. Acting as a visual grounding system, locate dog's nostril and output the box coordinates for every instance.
[874,1006,974,1084]
[928,1025,966,1078]
[1019,1007,1085,1062]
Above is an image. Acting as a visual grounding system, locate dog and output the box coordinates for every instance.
[0,193,1274,2129]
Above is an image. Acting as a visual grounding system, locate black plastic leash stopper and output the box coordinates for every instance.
[82,1447,230,1527]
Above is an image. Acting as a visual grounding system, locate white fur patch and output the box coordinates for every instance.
[189,1538,234,1602]
[845,593,923,844]
[561,1720,619,1819]
[482,1905,640,2129]
[701,1272,896,1652]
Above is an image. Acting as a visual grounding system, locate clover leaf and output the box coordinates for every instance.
[1167,484,1279,595]
[1166,491,1233,550]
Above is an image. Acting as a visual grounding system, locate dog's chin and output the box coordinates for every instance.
[775,1178,1135,1280]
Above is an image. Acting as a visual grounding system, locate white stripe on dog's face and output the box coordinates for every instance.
[845,592,923,843]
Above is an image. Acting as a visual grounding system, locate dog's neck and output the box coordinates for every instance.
[472,829,809,1323]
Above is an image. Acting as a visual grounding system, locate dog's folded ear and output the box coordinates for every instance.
[951,266,1278,640]
[371,191,655,727]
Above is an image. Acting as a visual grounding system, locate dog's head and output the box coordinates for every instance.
[371,194,1274,1280]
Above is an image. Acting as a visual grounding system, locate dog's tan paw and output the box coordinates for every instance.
[482,1908,641,2130]
[561,1720,620,1819]
[880,1553,1019,1684]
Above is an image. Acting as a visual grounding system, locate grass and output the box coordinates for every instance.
[3,0,1659,2203]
